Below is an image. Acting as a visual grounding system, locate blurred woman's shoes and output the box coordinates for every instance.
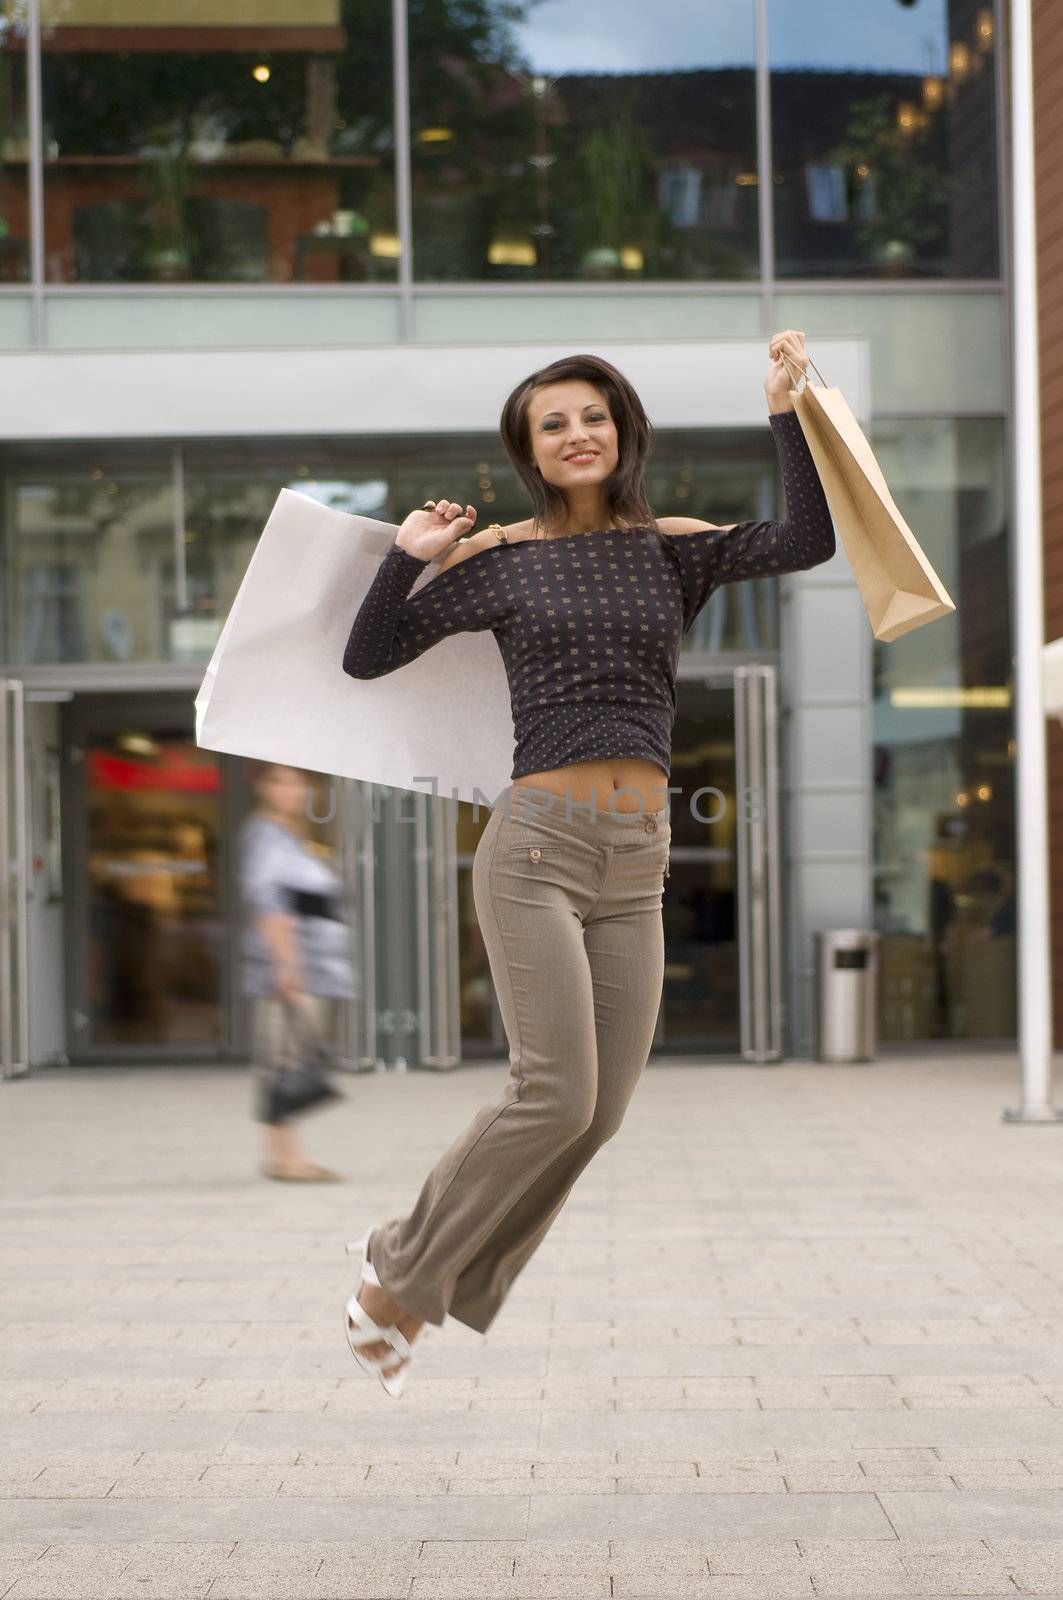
[262,1161,342,1182]
[344,1226,413,1398]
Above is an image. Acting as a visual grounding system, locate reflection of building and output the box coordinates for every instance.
[39,1,386,284]
[0,0,1021,1077]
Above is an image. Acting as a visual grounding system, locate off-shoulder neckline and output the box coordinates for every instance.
[505,525,657,544]
[403,521,717,597]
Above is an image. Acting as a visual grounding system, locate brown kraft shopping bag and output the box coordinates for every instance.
[780,349,956,643]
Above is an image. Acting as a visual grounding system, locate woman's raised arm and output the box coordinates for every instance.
[342,541,505,679]
[659,409,836,634]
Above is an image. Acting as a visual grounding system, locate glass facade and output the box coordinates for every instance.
[5,0,999,293]
[0,1,28,282]
[1,427,793,666]
[0,0,1015,1051]
[769,0,998,278]
[40,0,397,284]
[6,445,175,663]
[409,0,758,282]
[871,417,1013,1039]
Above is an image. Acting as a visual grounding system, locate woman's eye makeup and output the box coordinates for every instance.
[542,414,607,430]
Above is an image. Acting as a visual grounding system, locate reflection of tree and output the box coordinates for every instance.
[833,92,949,271]
[142,133,192,280]
[408,0,538,277]
[0,5,30,259]
[578,112,660,274]
[409,1,756,281]
[41,0,396,277]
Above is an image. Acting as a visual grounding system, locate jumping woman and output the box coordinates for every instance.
[339,330,835,1396]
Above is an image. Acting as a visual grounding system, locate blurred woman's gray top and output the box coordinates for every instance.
[239,813,357,1000]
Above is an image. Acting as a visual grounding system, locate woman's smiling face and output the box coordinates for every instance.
[526,378,620,493]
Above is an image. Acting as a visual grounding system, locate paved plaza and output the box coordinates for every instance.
[3,1046,1063,1597]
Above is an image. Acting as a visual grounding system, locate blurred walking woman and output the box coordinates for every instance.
[339,331,835,1396]
[239,761,355,1182]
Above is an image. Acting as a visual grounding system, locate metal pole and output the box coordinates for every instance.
[1003,0,1061,1123]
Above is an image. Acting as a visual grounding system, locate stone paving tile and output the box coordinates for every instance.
[880,1489,1063,1540]
[0,1543,235,1600]
[1,1416,244,1454]
[7,1053,1063,1594]
[612,1581,815,1598]
[983,1540,1063,1592]
[526,1490,893,1539]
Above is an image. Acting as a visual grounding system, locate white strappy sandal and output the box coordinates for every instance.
[343,1226,413,1399]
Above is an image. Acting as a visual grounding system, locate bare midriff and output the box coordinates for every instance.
[512,757,670,815]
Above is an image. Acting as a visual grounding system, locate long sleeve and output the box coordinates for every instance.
[660,409,836,634]
[342,542,503,679]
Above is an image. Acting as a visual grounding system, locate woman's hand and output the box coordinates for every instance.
[765,329,810,414]
[396,499,477,562]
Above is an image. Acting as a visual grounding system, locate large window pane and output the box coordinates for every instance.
[409,0,758,282]
[5,446,175,663]
[2,426,786,665]
[0,2,29,283]
[181,430,784,658]
[40,0,397,284]
[872,418,1013,1041]
[180,441,390,651]
[769,0,998,278]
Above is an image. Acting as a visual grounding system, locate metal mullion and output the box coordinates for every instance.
[0,680,10,1075]
[0,679,29,1076]
[994,0,1008,293]
[173,445,188,612]
[734,669,752,1057]
[12,682,27,1071]
[762,665,783,1058]
[393,0,413,339]
[26,0,45,345]
[754,0,775,336]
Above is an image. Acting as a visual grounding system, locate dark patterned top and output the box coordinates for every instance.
[342,409,835,780]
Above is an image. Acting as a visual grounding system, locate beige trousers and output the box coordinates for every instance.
[369,782,671,1335]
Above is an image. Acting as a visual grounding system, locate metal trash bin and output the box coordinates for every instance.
[815,929,879,1062]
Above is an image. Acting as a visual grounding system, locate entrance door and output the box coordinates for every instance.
[454,667,784,1062]
[665,668,783,1059]
[64,695,230,1061]
[0,679,29,1077]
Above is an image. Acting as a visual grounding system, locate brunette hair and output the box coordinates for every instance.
[499,353,658,536]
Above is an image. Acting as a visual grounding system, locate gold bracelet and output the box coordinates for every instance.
[484,523,509,543]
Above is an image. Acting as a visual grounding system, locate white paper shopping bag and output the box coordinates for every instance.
[195,489,516,806]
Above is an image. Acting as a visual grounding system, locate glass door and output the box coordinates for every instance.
[64,695,229,1060]
[734,665,783,1061]
[452,669,783,1062]
[664,679,743,1051]
[0,679,29,1077]
[664,669,783,1058]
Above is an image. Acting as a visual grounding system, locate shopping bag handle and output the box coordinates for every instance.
[779,347,828,391]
